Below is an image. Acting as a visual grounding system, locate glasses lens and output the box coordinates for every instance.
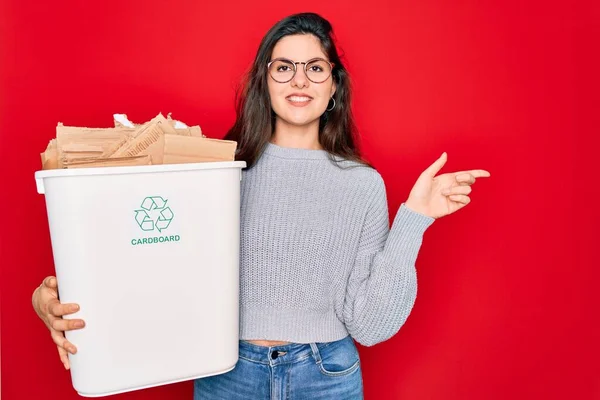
[269,59,295,82]
[306,59,332,83]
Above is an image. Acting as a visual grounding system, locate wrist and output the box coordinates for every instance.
[404,200,430,218]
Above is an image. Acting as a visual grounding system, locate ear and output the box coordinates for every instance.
[330,81,336,98]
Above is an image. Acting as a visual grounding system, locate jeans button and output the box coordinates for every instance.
[271,350,279,359]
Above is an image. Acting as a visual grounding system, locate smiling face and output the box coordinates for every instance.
[267,34,336,131]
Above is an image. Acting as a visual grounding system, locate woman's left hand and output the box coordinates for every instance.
[404,152,491,219]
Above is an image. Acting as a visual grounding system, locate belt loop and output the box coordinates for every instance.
[309,343,322,364]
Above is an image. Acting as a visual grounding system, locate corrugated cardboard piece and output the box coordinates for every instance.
[40,113,236,170]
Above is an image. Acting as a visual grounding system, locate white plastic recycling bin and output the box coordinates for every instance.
[34,161,247,397]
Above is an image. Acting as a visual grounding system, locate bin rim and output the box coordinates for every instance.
[35,161,247,179]
[34,161,247,194]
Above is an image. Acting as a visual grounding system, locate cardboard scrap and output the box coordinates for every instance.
[40,113,235,170]
[64,155,152,169]
[113,113,204,137]
[164,135,238,165]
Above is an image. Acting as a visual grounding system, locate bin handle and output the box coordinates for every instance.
[36,178,45,194]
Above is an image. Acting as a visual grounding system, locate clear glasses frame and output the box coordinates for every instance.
[267,57,335,84]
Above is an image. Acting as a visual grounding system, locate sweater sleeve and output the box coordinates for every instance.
[342,176,435,346]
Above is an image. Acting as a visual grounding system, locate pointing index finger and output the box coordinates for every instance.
[455,170,491,180]
[471,169,491,178]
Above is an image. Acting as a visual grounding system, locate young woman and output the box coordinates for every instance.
[32,12,490,399]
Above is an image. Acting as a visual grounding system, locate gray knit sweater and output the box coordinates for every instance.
[239,142,435,347]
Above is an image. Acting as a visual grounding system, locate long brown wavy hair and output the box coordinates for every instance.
[224,12,371,169]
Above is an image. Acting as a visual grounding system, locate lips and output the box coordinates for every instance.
[285,93,313,107]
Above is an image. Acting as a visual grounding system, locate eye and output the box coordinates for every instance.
[309,65,324,72]
[277,65,292,72]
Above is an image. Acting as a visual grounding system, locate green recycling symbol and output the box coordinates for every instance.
[134,196,174,232]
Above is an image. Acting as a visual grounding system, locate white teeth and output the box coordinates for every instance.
[287,96,311,103]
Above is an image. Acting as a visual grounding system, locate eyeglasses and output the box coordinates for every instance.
[267,57,335,84]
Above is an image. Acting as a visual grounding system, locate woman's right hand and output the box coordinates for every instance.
[32,276,86,370]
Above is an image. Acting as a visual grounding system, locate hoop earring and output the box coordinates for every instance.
[326,98,336,112]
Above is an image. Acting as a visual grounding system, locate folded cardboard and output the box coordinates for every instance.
[40,113,236,170]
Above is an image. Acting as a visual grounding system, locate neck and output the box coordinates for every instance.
[271,118,322,150]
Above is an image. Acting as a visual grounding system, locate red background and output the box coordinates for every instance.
[1,1,598,399]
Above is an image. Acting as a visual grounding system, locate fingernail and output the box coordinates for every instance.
[74,321,84,328]
[72,305,80,312]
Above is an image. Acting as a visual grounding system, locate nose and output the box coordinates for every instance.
[291,65,309,88]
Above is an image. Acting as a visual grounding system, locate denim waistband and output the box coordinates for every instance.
[238,337,344,366]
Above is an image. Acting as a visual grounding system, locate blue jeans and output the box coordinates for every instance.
[194,335,363,399]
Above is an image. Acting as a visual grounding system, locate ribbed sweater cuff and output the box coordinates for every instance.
[383,203,435,263]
